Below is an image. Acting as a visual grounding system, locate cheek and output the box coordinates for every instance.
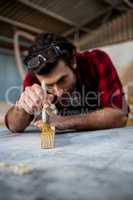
[64,75,75,90]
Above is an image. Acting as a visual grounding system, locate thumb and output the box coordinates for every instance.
[34,120,43,129]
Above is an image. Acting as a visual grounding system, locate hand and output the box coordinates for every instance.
[16,84,54,115]
[34,114,66,130]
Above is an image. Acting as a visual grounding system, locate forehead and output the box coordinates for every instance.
[36,59,70,84]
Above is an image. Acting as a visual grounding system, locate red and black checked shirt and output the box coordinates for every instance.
[23,49,129,116]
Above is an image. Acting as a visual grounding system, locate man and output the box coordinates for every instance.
[5,33,129,132]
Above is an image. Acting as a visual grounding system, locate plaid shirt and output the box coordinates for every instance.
[23,49,129,116]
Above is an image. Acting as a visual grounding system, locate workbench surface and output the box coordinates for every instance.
[0,126,133,200]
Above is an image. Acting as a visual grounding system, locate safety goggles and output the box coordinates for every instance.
[26,44,65,71]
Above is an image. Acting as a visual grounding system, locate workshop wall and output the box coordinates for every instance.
[0,52,22,103]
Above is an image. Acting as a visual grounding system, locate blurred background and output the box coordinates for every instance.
[0,0,133,127]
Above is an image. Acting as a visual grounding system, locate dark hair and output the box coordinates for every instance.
[24,32,76,75]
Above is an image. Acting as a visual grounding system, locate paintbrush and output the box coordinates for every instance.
[41,81,56,149]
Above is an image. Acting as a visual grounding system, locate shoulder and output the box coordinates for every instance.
[75,49,110,69]
[76,49,111,65]
[86,49,114,73]
[76,49,107,58]
[75,49,116,81]
[23,71,40,90]
[91,49,112,62]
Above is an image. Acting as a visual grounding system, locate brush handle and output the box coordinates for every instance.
[41,80,57,123]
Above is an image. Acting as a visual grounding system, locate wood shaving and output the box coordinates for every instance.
[0,162,32,175]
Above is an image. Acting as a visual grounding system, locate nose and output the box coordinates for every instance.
[53,85,63,97]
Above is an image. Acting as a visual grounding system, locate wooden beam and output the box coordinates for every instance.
[0,16,43,34]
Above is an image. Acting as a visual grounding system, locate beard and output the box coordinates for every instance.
[54,79,77,107]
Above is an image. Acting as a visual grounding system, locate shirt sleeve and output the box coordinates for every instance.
[23,71,40,90]
[91,49,129,115]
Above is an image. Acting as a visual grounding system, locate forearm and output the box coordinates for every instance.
[54,108,128,131]
[5,106,34,133]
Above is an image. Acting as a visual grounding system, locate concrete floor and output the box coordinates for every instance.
[0,127,133,200]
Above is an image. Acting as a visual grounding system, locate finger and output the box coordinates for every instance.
[20,98,34,114]
[32,84,44,101]
[34,120,43,129]
[45,108,55,117]
[42,95,54,108]
[25,88,43,108]
[46,94,54,104]
[23,94,35,109]
[27,88,41,103]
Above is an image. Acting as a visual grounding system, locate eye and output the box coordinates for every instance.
[58,76,67,85]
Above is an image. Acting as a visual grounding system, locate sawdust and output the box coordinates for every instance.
[0,162,32,175]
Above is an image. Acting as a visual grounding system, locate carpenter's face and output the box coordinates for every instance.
[36,59,76,98]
